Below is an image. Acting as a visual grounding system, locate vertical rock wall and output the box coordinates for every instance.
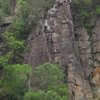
[0,0,99,99]
[24,0,100,99]
[91,17,100,99]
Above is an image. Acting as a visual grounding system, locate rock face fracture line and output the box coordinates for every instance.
[24,0,100,99]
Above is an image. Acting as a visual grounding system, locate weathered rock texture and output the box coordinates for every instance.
[24,0,100,99]
[0,0,98,99]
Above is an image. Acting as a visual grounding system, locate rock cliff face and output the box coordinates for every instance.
[24,0,100,99]
[74,17,100,99]
[1,0,99,100]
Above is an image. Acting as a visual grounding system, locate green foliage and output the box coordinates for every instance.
[24,90,68,100]
[33,62,64,90]
[45,91,61,100]
[0,9,6,21]
[0,0,10,15]
[0,64,31,100]
[24,91,46,100]
[0,0,10,21]
[0,62,69,100]
[2,0,31,63]
[48,84,68,97]
[96,5,100,15]
[0,52,12,66]
[72,0,100,33]
[18,0,31,19]
[72,0,91,5]
[4,32,25,54]
[31,62,69,100]
[5,0,31,39]
[2,0,55,63]
[7,18,30,39]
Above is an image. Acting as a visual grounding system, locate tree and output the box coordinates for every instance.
[33,62,64,90]
[33,62,69,99]
[0,64,31,100]
[24,90,67,100]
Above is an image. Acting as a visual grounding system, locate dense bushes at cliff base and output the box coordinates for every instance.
[24,63,69,100]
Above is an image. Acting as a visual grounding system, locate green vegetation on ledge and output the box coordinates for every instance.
[72,0,100,32]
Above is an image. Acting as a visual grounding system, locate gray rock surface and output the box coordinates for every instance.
[24,0,100,99]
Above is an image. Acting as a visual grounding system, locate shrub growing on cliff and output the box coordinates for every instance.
[0,9,6,21]
[0,0,10,21]
[72,0,100,32]
[24,90,62,100]
[24,90,69,100]
[0,64,31,100]
[0,52,12,66]
[2,0,31,63]
[0,0,10,15]
[33,62,69,99]
[33,62,64,90]
[4,32,25,52]
[96,5,100,15]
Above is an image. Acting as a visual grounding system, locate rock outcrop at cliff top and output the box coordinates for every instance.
[24,0,100,99]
